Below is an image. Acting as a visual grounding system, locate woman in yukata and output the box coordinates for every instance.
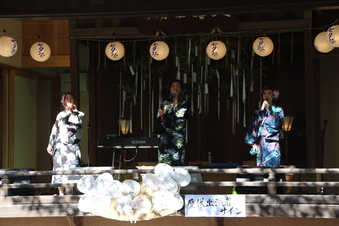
[47,92,85,195]
[245,86,284,167]
[154,79,190,166]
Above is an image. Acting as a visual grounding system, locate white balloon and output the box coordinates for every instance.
[106,180,122,198]
[121,179,141,197]
[96,173,114,192]
[77,175,97,194]
[142,173,161,191]
[154,163,174,180]
[172,168,191,187]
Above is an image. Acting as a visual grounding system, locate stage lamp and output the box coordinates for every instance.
[327,25,339,47]
[253,36,274,57]
[206,40,227,60]
[314,31,334,53]
[282,116,294,132]
[0,36,18,57]
[105,41,125,61]
[118,119,130,135]
[149,41,169,61]
[30,42,51,62]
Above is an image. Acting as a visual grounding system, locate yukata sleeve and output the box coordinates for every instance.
[244,110,261,145]
[278,108,285,139]
[74,111,85,140]
[183,101,191,119]
[47,117,59,155]
[153,102,167,135]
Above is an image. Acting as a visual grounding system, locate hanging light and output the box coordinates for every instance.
[314,31,334,53]
[105,41,125,61]
[149,41,169,61]
[206,40,227,60]
[30,42,51,62]
[282,116,294,132]
[0,36,18,57]
[327,24,339,47]
[253,36,274,57]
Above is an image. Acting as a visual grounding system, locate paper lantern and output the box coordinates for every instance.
[30,42,51,62]
[206,40,227,60]
[105,41,125,61]
[314,31,334,53]
[253,36,274,57]
[0,36,18,57]
[149,41,169,61]
[327,25,339,47]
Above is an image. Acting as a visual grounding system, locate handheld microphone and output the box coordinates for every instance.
[171,93,176,98]
[260,101,265,111]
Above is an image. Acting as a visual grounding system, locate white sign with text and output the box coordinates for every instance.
[185,195,246,217]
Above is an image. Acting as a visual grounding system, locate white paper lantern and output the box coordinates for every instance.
[206,40,227,60]
[327,25,339,47]
[30,42,51,62]
[314,31,334,53]
[0,36,18,57]
[105,41,125,61]
[149,41,169,61]
[253,36,274,57]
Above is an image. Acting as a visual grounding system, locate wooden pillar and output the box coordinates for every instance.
[70,38,80,107]
[304,10,321,168]
[88,42,98,165]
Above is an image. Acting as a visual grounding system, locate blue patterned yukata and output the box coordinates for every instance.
[155,99,190,166]
[47,110,85,183]
[245,104,284,167]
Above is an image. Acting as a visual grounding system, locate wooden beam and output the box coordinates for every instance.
[0,194,338,218]
[69,19,312,39]
[21,55,70,67]
[1,0,339,20]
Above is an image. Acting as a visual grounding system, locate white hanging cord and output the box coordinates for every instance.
[216,69,220,120]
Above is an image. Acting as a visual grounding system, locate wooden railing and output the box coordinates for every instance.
[0,167,338,219]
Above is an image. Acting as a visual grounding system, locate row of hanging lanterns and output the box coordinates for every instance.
[0,35,51,62]
[106,36,274,62]
[0,34,275,62]
[314,23,339,53]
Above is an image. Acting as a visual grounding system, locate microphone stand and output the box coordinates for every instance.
[87,122,91,167]
[318,119,333,195]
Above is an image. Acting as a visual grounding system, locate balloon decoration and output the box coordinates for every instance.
[105,41,125,61]
[0,36,18,57]
[149,41,169,61]
[327,25,339,47]
[30,42,51,62]
[206,40,227,60]
[314,31,334,53]
[252,36,274,57]
[77,163,190,223]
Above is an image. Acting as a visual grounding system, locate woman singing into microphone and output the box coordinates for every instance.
[245,86,284,167]
[154,79,190,166]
